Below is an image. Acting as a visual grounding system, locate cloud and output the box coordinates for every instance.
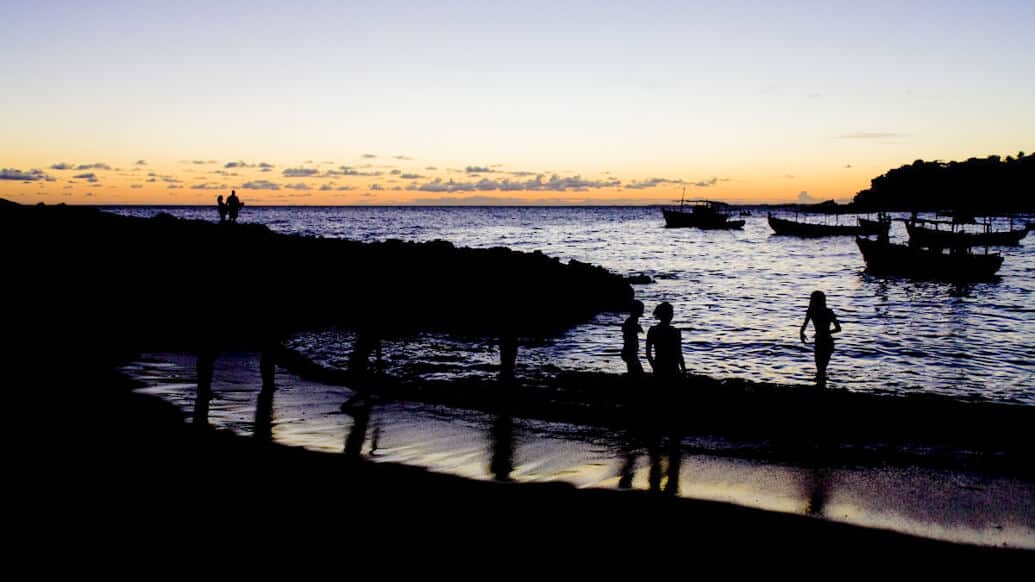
[328,166,382,177]
[465,166,494,173]
[258,162,274,168]
[393,155,412,160]
[798,191,818,204]
[212,170,239,176]
[282,167,320,177]
[425,166,437,171]
[405,195,620,205]
[78,163,111,170]
[389,169,402,175]
[416,174,620,193]
[135,160,148,166]
[319,184,334,191]
[191,183,227,190]
[50,162,75,170]
[624,177,681,190]
[399,173,423,180]
[844,164,853,168]
[85,192,93,197]
[225,161,254,168]
[838,132,906,139]
[362,154,377,159]
[336,186,355,191]
[284,183,311,190]
[369,184,384,191]
[73,172,99,182]
[130,184,143,189]
[241,180,280,190]
[1,168,53,181]
[167,184,183,189]
[691,177,718,187]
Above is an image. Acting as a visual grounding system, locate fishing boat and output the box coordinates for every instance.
[904,217,1029,247]
[856,236,1003,281]
[662,198,745,229]
[768,212,890,237]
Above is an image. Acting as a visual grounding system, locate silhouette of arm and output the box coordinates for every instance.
[645,328,655,367]
[830,312,842,335]
[800,312,811,344]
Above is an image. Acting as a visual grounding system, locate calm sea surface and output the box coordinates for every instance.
[109,206,1035,405]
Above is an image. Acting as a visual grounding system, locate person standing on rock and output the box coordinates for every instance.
[216,195,228,223]
[226,190,244,223]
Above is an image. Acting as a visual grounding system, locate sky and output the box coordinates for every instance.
[1,0,1033,205]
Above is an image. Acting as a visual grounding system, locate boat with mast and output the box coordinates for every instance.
[661,189,745,229]
[904,214,1029,247]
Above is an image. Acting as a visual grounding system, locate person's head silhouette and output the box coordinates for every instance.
[653,301,674,324]
[809,290,827,312]
[630,300,644,317]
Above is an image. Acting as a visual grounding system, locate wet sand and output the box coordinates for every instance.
[125,352,1035,550]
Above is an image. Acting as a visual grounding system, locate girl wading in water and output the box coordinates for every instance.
[800,290,841,387]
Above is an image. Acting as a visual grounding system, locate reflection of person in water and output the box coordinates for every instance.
[645,302,686,382]
[621,300,644,377]
[800,290,842,388]
[216,195,228,223]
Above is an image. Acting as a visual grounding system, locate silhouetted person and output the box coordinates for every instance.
[645,302,686,383]
[621,300,645,377]
[800,290,842,388]
[216,195,228,223]
[226,190,244,223]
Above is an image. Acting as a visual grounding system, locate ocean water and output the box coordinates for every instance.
[108,206,1035,405]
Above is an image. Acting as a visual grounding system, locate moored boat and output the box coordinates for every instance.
[905,218,1029,247]
[856,236,1003,281]
[663,200,745,229]
[768,213,890,237]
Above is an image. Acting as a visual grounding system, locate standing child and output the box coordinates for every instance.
[800,290,842,387]
[621,300,645,376]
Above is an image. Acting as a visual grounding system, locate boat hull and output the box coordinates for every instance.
[768,214,884,237]
[856,237,1003,281]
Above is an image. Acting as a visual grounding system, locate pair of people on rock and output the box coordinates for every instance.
[622,291,840,387]
[216,190,244,223]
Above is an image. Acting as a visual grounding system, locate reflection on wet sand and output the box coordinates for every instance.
[489,398,516,482]
[254,385,275,443]
[130,353,1035,549]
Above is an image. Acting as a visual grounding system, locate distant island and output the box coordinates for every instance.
[852,152,1034,213]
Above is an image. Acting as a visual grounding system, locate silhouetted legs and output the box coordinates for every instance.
[194,350,217,425]
[500,335,517,382]
[815,338,833,388]
[260,349,276,390]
